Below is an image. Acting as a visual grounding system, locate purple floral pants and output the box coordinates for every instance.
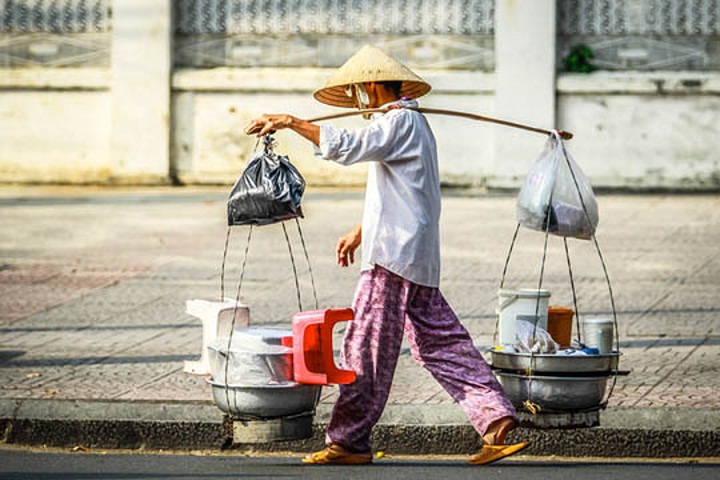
[326,265,517,453]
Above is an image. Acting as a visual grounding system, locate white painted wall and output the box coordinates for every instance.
[492,0,556,186]
[558,94,720,189]
[110,0,172,182]
[170,69,496,187]
[0,89,111,183]
[171,90,369,186]
[1,68,718,189]
[0,0,718,190]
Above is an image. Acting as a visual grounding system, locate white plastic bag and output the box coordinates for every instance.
[514,320,560,354]
[516,132,598,240]
[208,338,294,386]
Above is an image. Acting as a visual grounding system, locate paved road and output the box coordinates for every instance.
[1,448,719,480]
[2,188,718,407]
[1,186,719,456]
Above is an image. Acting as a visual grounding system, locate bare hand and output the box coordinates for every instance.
[336,225,362,267]
[244,113,321,145]
[244,114,294,137]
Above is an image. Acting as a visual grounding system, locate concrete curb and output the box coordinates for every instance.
[2,399,719,457]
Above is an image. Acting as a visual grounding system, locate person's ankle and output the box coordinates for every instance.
[482,416,517,446]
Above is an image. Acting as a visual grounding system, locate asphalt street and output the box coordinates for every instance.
[1,448,719,480]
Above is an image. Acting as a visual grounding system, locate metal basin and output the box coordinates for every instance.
[495,371,609,412]
[207,380,321,418]
[490,350,619,374]
[207,342,294,386]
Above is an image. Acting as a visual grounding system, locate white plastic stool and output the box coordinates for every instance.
[183,298,250,375]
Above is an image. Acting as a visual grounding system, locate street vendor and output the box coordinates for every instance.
[244,44,528,466]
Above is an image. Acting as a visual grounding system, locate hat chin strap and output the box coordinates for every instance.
[345,84,371,115]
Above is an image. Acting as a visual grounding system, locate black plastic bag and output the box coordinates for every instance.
[227,135,305,226]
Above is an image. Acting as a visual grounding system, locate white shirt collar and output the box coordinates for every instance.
[371,99,419,119]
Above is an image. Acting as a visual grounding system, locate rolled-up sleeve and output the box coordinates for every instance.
[318,125,344,161]
[318,111,409,166]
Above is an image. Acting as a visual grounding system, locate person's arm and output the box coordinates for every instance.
[244,114,320,145]
[319,111,409,165]
[336,224,362,267]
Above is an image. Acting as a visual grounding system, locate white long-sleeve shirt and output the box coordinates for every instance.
[317,99,441,287]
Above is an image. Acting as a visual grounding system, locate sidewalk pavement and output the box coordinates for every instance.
[1,186,719,458]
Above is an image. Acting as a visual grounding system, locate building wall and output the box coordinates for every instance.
[1,0,719,190]
[557,72,720,189]
[170,68,495,186]
[0,69,112,183]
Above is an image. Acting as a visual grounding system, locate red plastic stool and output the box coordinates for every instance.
[291,308,356,385]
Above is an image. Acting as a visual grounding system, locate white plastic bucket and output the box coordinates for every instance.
[582,318,614,353]
[497,289,551,346]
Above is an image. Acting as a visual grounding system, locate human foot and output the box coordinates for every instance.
[482,416,518,446]
[468,441,529,465]
[302,444,373,465]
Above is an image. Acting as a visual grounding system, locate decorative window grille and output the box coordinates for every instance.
[557,0,720,71]
[0,0,112,67]
[174,0,496,70]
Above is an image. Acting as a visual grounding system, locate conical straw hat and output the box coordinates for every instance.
[314,44,432,108]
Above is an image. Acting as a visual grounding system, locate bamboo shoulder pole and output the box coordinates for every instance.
[307,107,573,140]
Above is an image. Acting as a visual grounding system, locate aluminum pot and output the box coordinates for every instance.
[207,380,321,418]
[495,371,609,412]
[208,328,295,386]
[490,350,619,374]
[207,342,294,385]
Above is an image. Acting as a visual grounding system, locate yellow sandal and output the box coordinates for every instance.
[468,441,530,465]
[302,444,373,465]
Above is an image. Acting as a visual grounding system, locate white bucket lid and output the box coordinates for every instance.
[498,288,551,298]
[208,337,291,355]
[582,317,614,324]
[233,326,292,340]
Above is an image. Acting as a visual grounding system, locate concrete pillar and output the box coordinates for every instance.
[110,0,172,182]
[492,0,557,187]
